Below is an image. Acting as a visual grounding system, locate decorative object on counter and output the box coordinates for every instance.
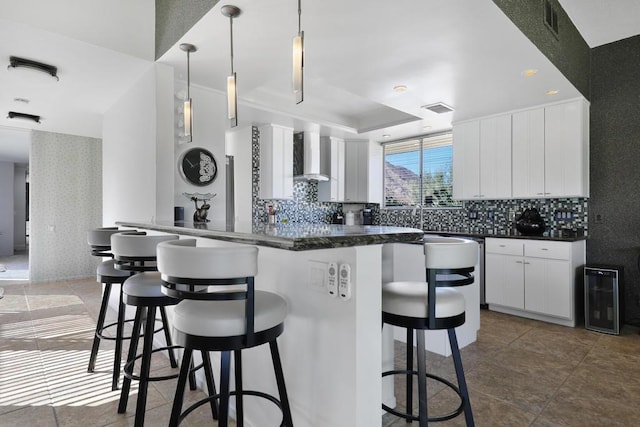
[183,192,216,223]
[293,0,304,103]
[179,43,197,142]
[332,210,344,224]
[267,203,277,225]
[345,210,355,226]
[515,207,546,235]
[221,5,241,128]
[179,147,217,186]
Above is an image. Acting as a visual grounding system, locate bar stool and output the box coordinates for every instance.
[86,227,132,391]
[111,232,198,427]
[156,239,294,427]
[382,237,478,426]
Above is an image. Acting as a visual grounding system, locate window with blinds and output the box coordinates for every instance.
[383,133,460,208]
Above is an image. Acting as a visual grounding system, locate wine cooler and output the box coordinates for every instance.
[584,265,624,335]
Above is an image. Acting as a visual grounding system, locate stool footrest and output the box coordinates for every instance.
[94,318,137,341]
[178,390,286,426]
[382,369,464,422]
[123,345,203,383]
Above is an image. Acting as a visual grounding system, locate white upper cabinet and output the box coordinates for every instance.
[452,120,481,199]
[259,124,293,200]
[344,140,382,203]
[453,115,511,199]
[456,97,589,200]
[512,108,546,197]
[544,99,589,198]
[480,115,512,198]
[318,136,345,202]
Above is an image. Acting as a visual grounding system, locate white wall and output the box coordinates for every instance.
[103,63,175,225]
[225,126,253,224]
[29,131,102,281]
[0,161,14,256]
[13,164,27,250]
[174,83,228,223]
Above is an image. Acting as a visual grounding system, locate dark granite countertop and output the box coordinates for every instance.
[116,220,424,251]
[423,228,587,242]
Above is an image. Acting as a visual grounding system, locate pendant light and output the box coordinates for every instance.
[292,0,304,104]
[221,5,241,128]
[180,43,197,142]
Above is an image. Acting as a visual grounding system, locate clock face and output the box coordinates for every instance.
[180,147,217,186]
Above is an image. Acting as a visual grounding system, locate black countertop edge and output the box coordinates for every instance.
[116,221,425,251]
[423,229,588,242]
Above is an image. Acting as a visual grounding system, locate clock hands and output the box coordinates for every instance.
[185,158,197,168]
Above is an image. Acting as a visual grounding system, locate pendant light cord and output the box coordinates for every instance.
[186,50,191,99]
[298,0,302,34]
[229,16,235,75]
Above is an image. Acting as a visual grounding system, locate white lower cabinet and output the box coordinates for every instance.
[485,238,585,326]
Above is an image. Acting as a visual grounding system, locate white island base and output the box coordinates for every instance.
[110,225,478,427]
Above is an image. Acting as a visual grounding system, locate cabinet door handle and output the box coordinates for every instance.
[523,261,531,265]
[499,245,506,247]
[536,192,544,195]
[541,248,549,251]
[515,260,523,264]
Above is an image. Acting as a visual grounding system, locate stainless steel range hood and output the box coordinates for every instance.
[293,131,329,181]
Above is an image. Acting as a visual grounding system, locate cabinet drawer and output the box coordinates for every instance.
[486,238,523,256]
[524,241,570,260]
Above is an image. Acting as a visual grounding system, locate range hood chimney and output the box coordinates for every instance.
[293,131,329,181]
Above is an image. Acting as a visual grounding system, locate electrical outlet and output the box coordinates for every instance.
[308,260,328,293]
[594,213,604,224]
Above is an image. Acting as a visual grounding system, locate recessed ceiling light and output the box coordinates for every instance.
[382,134,391,138]
[393,85,407,92]
[521,69,538,77]
[546,89,559,95]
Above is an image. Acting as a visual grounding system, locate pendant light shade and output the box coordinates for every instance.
[180,43,197,142]
[293,0,304,104]
[222,5,241,128]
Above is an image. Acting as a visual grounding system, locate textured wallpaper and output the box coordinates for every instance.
[30,131,102,282]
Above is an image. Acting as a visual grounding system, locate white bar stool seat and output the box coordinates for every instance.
[382,237,478,427]
[157,239,293,427]
[86,227,132,391]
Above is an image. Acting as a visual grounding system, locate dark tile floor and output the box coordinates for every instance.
[1,274,639,426]
[383,308,640,427]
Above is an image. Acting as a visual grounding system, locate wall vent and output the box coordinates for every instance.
[421,102,454,114]
[544,0,559,38]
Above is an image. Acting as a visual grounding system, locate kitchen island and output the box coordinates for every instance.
[117,220,429,427]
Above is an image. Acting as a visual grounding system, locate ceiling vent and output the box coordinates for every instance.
[7,111,41,124]
[421,102,454,114]
[8,56,59,81]
[544,0,559,38]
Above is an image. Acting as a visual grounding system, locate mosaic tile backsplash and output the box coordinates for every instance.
[251,126,379,226]
[380,198,588,234]
[250,126,588,234]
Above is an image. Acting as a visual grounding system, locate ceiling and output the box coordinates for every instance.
[1,0,639,164]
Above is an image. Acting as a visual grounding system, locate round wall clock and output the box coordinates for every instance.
[179,147,217,186]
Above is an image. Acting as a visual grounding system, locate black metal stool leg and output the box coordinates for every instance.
[118,306,145,414]
[159,306,178,368]
[406,327,414,423]
[234,350,244,427]
[188,358,197,391]
[416,330,428,427]
[201,350,219,420]
[88,282,112,373]
[112,284,126,390]
[219,351,232,427]
[133,305,157,427]
[448,328,474,427]
[270,340,294,427]
[169,347,193,427]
